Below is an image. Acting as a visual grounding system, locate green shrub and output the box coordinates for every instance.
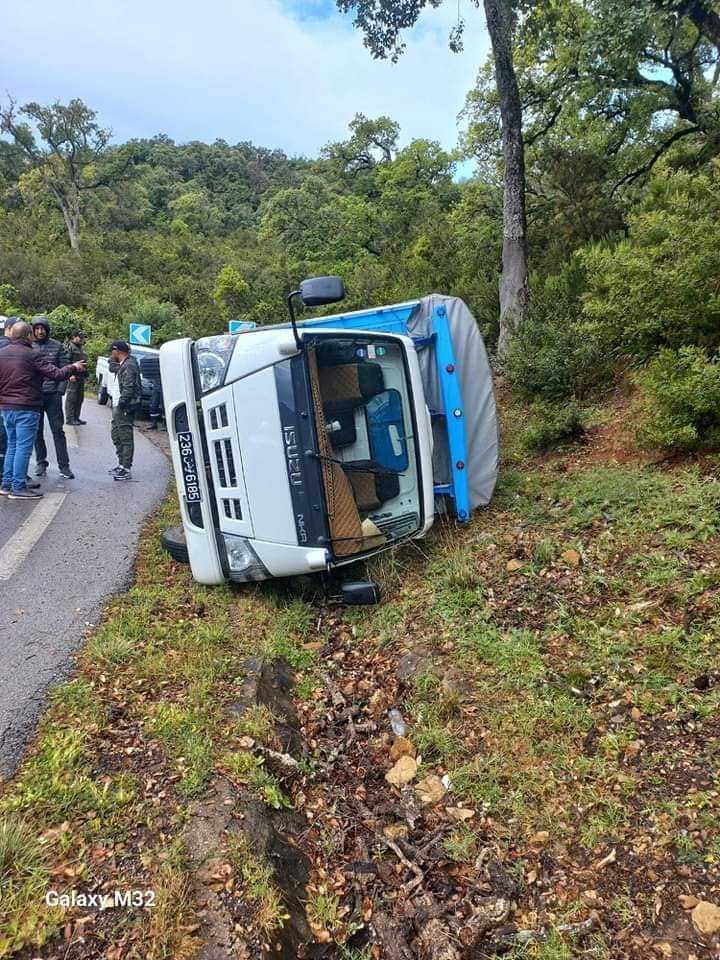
[507,265,610,400]
[522,401,587,452]
[636,347,720,452]
[47,304,84,341]
[582,165,720,358]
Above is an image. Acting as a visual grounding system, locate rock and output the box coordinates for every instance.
[654,944,672,958]
[691,900,720,934]
[561,549,581,567]
[397,648,433,682]
[415,775,445,805]
[447,807,475,822]
[631,707,642,722]
[385,755,418,788]
[679,894,699,910]
[383,824,409,840]
[390,737,416,762]
[530,831,550,845]
[506,559,524,572]
[388,708,407,737]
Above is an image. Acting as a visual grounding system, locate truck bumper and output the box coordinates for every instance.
[160,338,226,585]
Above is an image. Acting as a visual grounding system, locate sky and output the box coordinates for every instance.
[2,0,489,159]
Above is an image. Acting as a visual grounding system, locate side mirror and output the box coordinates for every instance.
[300,276,345,308]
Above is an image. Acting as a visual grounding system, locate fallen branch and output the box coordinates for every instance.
[381,836,425,894]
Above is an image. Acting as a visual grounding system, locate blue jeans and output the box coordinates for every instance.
[1,410,41,493]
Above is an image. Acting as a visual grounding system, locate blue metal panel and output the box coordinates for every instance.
[296,303,419,336]
[431,306,470,522]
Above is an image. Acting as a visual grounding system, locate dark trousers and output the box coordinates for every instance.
[65,380,85,422]
[111,406,135,469]
[0,415,6,474]
[35,393,69,470]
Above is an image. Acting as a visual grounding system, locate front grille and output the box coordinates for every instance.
[213,439,238,490]
[204,391,249,534]
[210,404,229,430]
[213,440,241,518]
[222,498,243,520]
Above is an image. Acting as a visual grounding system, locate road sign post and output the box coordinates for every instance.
[229,320,257,335]
[129,323,152,346]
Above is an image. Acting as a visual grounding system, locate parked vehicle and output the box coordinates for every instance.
[159,278,498,597]
[96,346,161,414]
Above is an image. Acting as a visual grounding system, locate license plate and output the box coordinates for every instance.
[177,431,202,502]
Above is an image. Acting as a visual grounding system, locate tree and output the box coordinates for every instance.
[213,265,251,320]
[0,98,135,252]
[336,0,529,359]
[467,0,720,200]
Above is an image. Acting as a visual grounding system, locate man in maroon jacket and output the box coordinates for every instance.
[0,321,86,500]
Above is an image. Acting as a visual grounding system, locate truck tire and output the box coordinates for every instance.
[161,525,189,564]
[97,378,109,405]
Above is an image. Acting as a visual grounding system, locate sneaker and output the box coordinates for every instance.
[59,467,75,479]
[26,480,42,490]
[9,488,43,500]
[0,487,11,497]
[108,465,124,475]
[75,419,87,425]
[65,419,79,425]
[113,468,132,482]
[35,464,47,478]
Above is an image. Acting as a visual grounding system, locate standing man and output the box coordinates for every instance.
[64,331,88,425]
[0,317,9,476]
[0,322,86,499]
[0,317,40,490]
[31,316,74,479]
[109,340,142,482]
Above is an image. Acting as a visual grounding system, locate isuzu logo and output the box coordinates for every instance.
[283,426,304,489]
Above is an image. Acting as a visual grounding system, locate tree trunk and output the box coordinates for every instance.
[676,0,720,48]
[59,194,81,252]
[483,0,529,364]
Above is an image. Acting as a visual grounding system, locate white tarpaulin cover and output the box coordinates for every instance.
[407,294,499,512]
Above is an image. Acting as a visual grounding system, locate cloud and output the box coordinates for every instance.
[2,0,489,155]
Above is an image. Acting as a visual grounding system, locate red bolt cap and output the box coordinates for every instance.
[456,461,465,470]
[446,364,455,373]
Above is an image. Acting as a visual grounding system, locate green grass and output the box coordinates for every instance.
[226,834,289,934]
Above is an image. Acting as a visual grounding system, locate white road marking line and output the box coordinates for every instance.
[0,492,67,581]
[65,424,78,449]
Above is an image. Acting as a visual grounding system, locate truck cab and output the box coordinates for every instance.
[160,280,498,587]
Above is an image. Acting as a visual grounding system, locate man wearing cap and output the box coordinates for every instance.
[0,321,86,499]
[64,331,88,425]
[31,316,74,479]
[109,341,142,481]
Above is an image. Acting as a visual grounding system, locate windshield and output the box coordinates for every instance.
[305,334,423,559]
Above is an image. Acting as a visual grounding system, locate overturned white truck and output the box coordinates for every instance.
[159,279,498,600]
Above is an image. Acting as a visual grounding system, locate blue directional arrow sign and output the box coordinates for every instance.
[129,323,152,346]
[229,320,257,335]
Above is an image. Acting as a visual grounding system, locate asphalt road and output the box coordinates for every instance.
[0,397,170,781]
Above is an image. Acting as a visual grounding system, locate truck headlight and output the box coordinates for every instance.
[222,534,268,582]
[195,335,236,394]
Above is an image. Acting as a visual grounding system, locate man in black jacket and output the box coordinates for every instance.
[31,316,74,479]
[0,321,85,498]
